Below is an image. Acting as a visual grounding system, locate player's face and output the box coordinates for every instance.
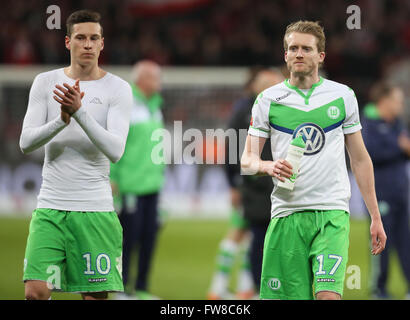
[148,67,162,94]
[284,32,325,77]
[141,66,162,96]
[65,22,104,66]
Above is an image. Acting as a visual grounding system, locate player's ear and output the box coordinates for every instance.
[100,37,104,51]
[318,51,325,63]
[284,50,288,62]
[65,36,71,50]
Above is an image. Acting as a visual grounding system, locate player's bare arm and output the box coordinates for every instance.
[241,134,293,182]
[345,130,387,255]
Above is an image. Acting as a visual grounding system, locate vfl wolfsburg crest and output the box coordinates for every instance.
[292,122,325,156]
[327,106,340,119]
[268,278,281,290]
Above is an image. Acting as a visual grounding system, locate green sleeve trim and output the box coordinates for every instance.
[250,126,270,133]
[343,122,360,129]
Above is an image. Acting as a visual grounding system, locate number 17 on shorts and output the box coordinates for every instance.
[313,253,346,295]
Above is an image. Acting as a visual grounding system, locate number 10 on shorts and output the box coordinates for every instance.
[82,253,111,275]
[315,254,342,276]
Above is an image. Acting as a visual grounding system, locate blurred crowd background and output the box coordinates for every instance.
[1,0,410,105]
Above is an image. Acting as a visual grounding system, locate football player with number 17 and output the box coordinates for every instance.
[241,20,387,300]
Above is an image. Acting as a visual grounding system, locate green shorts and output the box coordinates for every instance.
[260,210,349,300]
[23,208,124,293]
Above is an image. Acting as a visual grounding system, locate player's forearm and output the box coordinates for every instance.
[72,107,127,163]
[19,116,67,154]
[351,155,381,221]
[240,152,266,176]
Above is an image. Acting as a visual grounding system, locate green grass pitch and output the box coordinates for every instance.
[0,216,406,300]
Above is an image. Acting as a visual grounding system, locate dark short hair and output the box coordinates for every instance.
[66,9,103,37]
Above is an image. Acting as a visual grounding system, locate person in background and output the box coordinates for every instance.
[111,60,165,300]
[207,68,284,300]
[361,82,410,299]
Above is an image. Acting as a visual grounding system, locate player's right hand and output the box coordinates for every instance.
[261,159,293,182]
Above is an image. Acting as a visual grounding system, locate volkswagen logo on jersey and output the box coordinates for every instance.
[292,122,325,155]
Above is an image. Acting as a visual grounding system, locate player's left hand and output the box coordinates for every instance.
[370,217,387,255]
[53,79,85,115]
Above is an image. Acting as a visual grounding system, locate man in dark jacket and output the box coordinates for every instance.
[207,68,284,299]
[361,82,410,299]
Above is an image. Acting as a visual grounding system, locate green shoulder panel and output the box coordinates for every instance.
[269,97,346,132]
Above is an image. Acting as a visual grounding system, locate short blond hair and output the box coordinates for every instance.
[283,20,325,53]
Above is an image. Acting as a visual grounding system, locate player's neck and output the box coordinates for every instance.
[289,73,320,89]
[65,63,106,81]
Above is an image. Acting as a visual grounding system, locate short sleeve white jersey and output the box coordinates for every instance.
[20,68,132,211]
[248,77,361,218]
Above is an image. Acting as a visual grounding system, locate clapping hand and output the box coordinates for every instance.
[53,79,85,124]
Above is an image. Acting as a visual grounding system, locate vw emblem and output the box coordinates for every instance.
[292,122,325,155]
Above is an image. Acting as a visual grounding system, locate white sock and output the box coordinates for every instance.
[208,239,239,295]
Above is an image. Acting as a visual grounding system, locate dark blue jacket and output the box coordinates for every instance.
[361,103,409,200]
[224,95,273,224]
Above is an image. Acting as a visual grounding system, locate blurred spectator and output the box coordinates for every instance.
[207,67,284,300]
[4,29,37,64]
[110,60,165,300]
[361,82,410,299]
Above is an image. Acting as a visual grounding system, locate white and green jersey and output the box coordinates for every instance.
[20,68,132,212]
[248,77,361,218]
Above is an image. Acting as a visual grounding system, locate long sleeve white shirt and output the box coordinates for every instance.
[19,68,132,211]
